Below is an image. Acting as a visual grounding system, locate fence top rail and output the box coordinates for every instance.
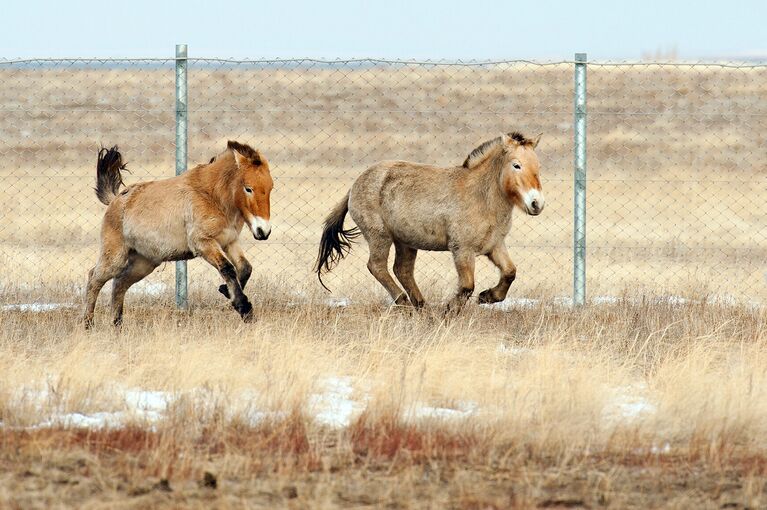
[2,57,767,69]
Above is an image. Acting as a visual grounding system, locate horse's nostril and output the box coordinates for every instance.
[531,200,539,211]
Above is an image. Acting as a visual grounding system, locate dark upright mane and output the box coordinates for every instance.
[462,131,536,169]
[227,140,262,165]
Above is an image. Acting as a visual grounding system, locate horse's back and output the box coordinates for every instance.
[349,160,458,251]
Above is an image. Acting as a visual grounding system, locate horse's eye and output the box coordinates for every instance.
[244,187,253,194]
[513,163,522,170]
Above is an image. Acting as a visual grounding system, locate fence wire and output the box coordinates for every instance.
[0,58,764,306]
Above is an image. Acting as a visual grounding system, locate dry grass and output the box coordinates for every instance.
[0,289,765,508]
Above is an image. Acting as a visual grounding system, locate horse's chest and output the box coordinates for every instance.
[217,225,241,246]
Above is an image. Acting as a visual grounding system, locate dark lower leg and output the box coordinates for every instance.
[220,261,252,320]
[478,244,517,304]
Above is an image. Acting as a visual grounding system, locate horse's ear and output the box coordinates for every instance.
[500,133,510,145]
[251,150,262,166]
[532,133,542,148]
[232,149,247,169]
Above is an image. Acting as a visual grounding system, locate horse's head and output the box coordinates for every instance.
[499,132,544,216]
[229,141,273,240]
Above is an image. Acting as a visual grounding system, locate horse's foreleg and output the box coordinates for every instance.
[367,237,409,306]
[478,243,517,305]
[448,250,475,312]
[393,243,425,308]
[197,239,253,321]
[111,256,157,327]
[218,241,252,299]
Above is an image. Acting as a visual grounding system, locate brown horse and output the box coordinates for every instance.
[316,132,544,310]
[83,141,273,327]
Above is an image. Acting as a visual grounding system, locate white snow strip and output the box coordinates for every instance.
[1,302,74,312]
[406,401,478,422]
[22,388,173,429]
[35,411,127,429]
[591,295,621,305]
[483,294,763,311]
[482,297,540,311]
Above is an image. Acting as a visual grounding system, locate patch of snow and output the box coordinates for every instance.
[406,401,478,422]
[325,296,351,308]
[591,295,621,305]
[654,295,689,306]
[552,296,575,307]
[482,297,540,311]
[123,389,171,422]
[307,376,366,428]
[35,411,126,429]
[1,302,74,312]
[603,384,657,423]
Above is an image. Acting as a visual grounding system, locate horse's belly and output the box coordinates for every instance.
[123,221,191,263]
[388,218,449,251]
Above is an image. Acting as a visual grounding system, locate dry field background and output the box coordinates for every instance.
[0,59,765,305]
[0,295,766,507]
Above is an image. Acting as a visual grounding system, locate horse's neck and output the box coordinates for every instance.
[193,164,240,218]
[462,161,514,226]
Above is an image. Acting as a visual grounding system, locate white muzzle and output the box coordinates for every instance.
[523,189,544,215]
[250,216,271,240]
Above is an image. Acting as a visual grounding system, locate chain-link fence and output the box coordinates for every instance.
[1,54,765,306]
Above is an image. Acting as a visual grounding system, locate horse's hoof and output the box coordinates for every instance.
[235,300,253,321]
[218,284,231,299]
[478,289,496,305]
[444,303,464,317]
[393,294,411,307]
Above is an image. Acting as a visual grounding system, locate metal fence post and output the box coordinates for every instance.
[175,44,189,310]
[573,52,587,306]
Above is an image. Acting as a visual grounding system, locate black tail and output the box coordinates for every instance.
[95,146,127,205]
[315,191,361,291]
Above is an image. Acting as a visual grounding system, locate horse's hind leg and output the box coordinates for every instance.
[367,236,409,306]
[111,255,158,326]
[218,241,252,299]
[196,239,253,321]
[478,242,517,305]
[83,250,129,329]
[393,243,425,308]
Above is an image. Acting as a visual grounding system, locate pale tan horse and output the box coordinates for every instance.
[83,141,273,327]
[316,132,544,309]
